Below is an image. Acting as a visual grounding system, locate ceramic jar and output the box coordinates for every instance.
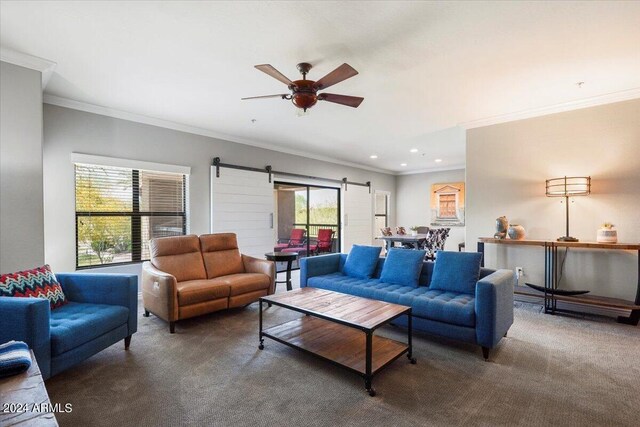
[597,227,617,243]
[494,216,509,239]
[508,224,526,240]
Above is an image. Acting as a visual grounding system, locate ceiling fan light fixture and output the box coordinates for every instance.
[243,62,363,112]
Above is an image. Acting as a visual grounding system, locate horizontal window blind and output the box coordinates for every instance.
[75,164,188,268]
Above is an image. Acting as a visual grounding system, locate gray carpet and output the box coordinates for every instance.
[46,280,640,427]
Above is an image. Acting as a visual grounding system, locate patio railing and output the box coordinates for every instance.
[293,223,339,238]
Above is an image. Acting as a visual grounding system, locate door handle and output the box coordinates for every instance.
[270,213,274,229]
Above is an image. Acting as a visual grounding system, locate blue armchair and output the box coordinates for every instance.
[0,273,137,379]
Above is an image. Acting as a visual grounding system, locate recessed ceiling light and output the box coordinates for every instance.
[370,155,378,159]
[435,159,442,163]
[410,148,418,153]
[400,163,407,166]
[251,119,257,123]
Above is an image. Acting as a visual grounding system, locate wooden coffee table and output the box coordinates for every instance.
[258,287,415,396]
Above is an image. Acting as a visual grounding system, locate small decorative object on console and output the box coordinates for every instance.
[508,224,526,240]
[494,216,508,239]
[597,222,618,243]
[396,226,406,235]
[409,226,419,236]
[380,227,392,236]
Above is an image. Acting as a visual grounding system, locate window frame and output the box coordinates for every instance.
[75,165,188,270]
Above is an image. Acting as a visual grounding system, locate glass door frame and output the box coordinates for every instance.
[274,181,341,260]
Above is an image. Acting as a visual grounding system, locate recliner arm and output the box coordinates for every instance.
[475,269,515,348]
[141,261,178,322]
[242,254,276,295]
[0,297,52,379]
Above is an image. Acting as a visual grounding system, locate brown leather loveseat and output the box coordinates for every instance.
[142,233,275,333]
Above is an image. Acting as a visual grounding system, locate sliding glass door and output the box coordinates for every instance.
[274,182,340,265]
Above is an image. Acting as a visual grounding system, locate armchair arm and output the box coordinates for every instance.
[475,269,515,348]
[56,273,138,336]
[299,253,342,287]
[0,297,51,379]
[141,261,178,322]
[242,254,276,295]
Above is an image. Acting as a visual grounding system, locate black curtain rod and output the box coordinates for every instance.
[212,157,371,189]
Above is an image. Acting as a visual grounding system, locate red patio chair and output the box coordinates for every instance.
[274,228,307,252]
[309,229,335,255]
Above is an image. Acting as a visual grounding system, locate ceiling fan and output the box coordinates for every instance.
[242,62,364,112]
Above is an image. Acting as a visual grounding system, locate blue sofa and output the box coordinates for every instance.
[0,274,137,379]
[300,253,514,359]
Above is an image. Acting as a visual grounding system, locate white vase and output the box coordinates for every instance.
[597,228,617,243]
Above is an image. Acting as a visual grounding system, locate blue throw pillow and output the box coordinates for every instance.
[380,248,427,287]
[342,245,382,279]
[429,251,483,294]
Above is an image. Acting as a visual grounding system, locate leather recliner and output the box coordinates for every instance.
[142,233,275,333]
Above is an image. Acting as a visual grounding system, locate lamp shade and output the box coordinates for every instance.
[546,176,591,197]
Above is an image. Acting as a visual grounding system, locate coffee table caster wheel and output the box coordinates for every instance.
[367,388,376,397]
[409,357,417,364]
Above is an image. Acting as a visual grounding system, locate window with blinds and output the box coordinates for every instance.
[75,164,188,268]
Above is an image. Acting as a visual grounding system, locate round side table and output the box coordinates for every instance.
[264,251,298,291]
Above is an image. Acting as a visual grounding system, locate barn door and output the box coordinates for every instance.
[211,167,275,258]
[341,184,373,252]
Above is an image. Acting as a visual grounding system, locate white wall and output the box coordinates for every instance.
[43,104,396,274]
[395,169,465,252]
[466,99,640,301]
[0,61,44,273]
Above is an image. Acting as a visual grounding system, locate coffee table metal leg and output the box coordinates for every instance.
[258,299,264,350]
[365,332,375,396]
[407,311,416,364]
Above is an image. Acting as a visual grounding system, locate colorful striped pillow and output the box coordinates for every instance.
[0,265,68,309]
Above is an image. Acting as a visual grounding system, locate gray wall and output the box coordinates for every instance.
[0,61,44,273]
[395,169,466,251]
[466,99,640,300]
[43,104,396,273]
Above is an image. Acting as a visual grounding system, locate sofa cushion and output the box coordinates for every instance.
[380,249,427,287]
[402,290,476,327]
[342,245,382,279]
[307,273,379,295]
[429,251,483,294]
[214,273,271,296]
[0,264,68,310]
[50,302,129,356]
[150,235,207,282]
[199,234,245,279]
[176,279,230,306]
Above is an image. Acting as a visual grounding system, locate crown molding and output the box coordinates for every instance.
[0,46,56,89]
[395,164,465,176]
[43,94,395,176]
[459,87,640,129]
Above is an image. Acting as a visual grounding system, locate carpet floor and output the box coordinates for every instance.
[46,283,639,427]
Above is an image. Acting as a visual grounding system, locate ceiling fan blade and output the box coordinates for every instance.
[318,93,364,108]
[313,63,358,90]
[241,94,289,100]
[254,64,293,86]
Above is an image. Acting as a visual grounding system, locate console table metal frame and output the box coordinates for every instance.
[477,238,640,325]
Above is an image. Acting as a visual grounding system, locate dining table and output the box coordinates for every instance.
[375,234,429,251]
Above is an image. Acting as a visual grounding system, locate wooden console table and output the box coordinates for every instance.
[477,237,640,325]
[0,351,58,426]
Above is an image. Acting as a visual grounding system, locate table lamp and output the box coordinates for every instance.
[545,176,591,242]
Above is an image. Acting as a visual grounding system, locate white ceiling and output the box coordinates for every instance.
[1,1,639,174]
